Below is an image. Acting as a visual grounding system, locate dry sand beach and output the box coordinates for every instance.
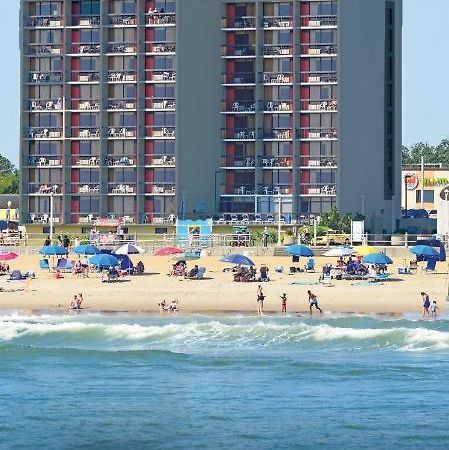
[0,253,447,315]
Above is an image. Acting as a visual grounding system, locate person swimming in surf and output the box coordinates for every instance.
[307,290,322,315]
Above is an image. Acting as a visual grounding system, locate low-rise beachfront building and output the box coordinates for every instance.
[20,0,402,233]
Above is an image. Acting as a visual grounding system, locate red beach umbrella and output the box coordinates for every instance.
[154,246,183,256]
[0,252,18,261]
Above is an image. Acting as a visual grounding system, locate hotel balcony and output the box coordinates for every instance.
[300,157,337,169]
[301,128,338,140]
[221,16,256,30]
[301,43,337,57]
[263,16,293,29]
[70,43,101,55]
[28,16,63,28]
[108,183,137,195]
[260,156,293,168]
[262,45,292,57]
[301,15,337,29]
[69,72,100,83]
[70,214,100,225]
[146,43,176,55]
[72,128,100,139]
[29,213,61,224]
[28,127,63,140]
[28,156,63,167]
[108,99,136,111]
[145,126,176,139]
[106,155,136,167]
[262,72,293,84]
[222,72,256,85]
[300,99,337,112]
[28,45,62,56]
[258,185,292,195]
[263,129,292,141]
[73,183,100,195]
[223,101,256,113]
[222,45,256,58]
[145,154,176,167]
[71,16,100,27]
[29,183,63,195]
[71,99,100,111]
[72,156,100,167]
[107,71,136,83]
[222,128,256,141]
[29,72,62,84]
[221,156,255,169]
[108,127,137,139]
[145,182,176,195]
[146,99,176,110]
[221,184,255,196]
[264,101,292,113]
[108,15,137,26]
[146,12,176,26]
[301,184,337,196]
[146,70,176,83]
[301,71,337,85]
[106,43,137,54]
[29,99,63,111]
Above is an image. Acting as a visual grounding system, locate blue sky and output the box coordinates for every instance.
[0,0,448,165]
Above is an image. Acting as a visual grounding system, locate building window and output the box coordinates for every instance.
[416,190,434,203]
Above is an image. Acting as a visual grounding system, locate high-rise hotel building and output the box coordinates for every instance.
[20,0,402,232]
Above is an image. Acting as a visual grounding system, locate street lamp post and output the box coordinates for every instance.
[277,193,282,245]
[49,192,54,242]
[444,189,449,237]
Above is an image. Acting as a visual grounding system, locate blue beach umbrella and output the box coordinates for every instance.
[39,245,68,256]
[409,245,440,258]
[286,244,314,258]
[73,244,101,255]
[220,254,255,267]
[89,253,119,269]
[362,253,393,265]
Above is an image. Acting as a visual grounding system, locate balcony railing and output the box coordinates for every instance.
[226,101,256,112]
[221,156,255,168]
[263,45,292,56]
[222,184,255,196]
[72,156,100,166]
[260,156,293,167]
[29,99,63,111]
[146,70,176,82]
[145,182,176,194]
[222,16,256,29]
[108,127,137,138]
[264,101,292,112]
[72,16,100,27]
[301,128,338,140]
[72,72,100,83]
[108,99,136,110]
[28,45,62,56]
[72,99,100,110]
[262,72,292,84]
[147,99,176,110]
[223,72,256,84]
[28,128,62,139]
[29,183,63,195]
[301,157,337,167]
[222,129,256,140]
[108,184,136,195]
[28,156,62,167]
[263,16,293,28]
[145,155,176,166]
[73,183,100,194]
[301,71,337,84]
[146,43,176,53]
[146,12,176,25]
[106,43,137,54]
[30,72,62,83]
[258,185,292,195]
[146,127,175,138]
[263,129,292,140]
[222,45,256,57]
[73,128,100,139]
[301,184,337,195]
[107,71,136,82]
[301,99,337,111]
[106,156,136,166]
[301,15,337,28]
[71,43,101,54]
[109,15,136,26]
[302,44,337,56]
[28,17,63,27]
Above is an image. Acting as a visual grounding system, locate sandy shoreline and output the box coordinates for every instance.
[0,253,447,315]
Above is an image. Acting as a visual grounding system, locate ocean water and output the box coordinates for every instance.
[1,312,449,450]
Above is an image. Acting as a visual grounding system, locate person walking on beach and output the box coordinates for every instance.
[421,292,431,318]
[430,300,439,318]
[257,285,265,315]
[307,290,322,315]
[280,293,287,314]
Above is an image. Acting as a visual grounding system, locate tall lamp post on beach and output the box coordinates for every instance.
[49,192,54,242]
[277,192,282,245]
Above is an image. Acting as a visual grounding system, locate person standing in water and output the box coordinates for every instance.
[430,300,439,318]
[307,290,323,315]
[421,292,431,318]
[257,285,265,315]
[280,293,287,314]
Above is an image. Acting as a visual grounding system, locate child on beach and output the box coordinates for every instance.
[421,292,431,318]
[430,300,439,318]
[280,293,287,314]
[307,290,323,315]
[257,285,265,315]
